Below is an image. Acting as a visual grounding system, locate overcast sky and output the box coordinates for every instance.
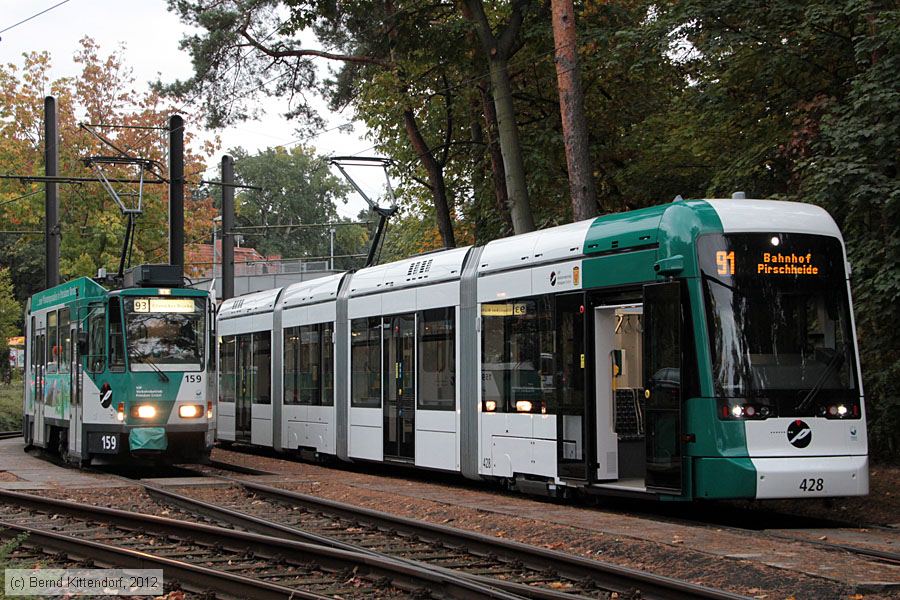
[0,0,384,218]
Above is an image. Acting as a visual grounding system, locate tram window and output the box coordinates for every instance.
[351,317,382,408]
[481,296,553,413]
[253,332,271,404]
[322,323,334,406]
[47,311,58,373]
[29,317,35,368]
[35,334,44,371]
[59,308,70,374]
[418,307,455,411]
[299,325,321,405]
[283,327,299,405]
[87,306,106,373]
[220,336,236,403]
[108,297,126,372]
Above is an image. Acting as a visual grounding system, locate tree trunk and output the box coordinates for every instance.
[402,109,456,248]
[462,0,535,234]
[478,85,514,234]
[551,0,598,221]
[487,56,535,233]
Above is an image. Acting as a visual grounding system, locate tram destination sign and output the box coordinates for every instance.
[715,247,825,278]
[132,298,197,313]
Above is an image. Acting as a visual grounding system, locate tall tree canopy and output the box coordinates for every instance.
[140,0,900,458]
[0,38,217,305]
[224,145,367,269]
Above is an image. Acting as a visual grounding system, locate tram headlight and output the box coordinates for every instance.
[484,400,497,412]
[823,403,855,419]
[515,400,533,413]
[136,405,156,419]
[207,400,213,419]
[179,404,202,419]
[722,402,772,420]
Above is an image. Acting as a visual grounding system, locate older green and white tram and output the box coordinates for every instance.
[24,266,214,464]
[216,199,867,500]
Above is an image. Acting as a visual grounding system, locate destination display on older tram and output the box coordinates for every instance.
[132,297,198,313]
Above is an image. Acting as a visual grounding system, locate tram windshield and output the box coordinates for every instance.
[124,297,205,367]
[697,233,857,417]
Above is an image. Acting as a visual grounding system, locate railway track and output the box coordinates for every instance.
[0,430,22,440]
[0,488,523,600]
[216,448,900,573]
[131,468,748,600]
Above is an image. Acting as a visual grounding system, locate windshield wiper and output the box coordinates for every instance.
[130,350,170,383]
[796,349,845,412]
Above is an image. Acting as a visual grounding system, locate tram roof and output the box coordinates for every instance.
[218,286,282,319]
[280,273,345,309]
[347,246,472,297]
[28,277,106,313]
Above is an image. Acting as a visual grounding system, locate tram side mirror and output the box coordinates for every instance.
[77,332,88,355]
[654,255,684,277]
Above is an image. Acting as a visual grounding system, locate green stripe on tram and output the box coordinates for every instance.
[580,199,756,499]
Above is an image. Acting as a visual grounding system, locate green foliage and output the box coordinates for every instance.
[0,268,21,382]
[163,0,899,458]
[227,145,360,266]
[0,269,20,342]
[798,4,900,458]
[0,381,22,433]
[0,39,217,300]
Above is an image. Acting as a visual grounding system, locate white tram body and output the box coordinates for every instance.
[216,199,869,500]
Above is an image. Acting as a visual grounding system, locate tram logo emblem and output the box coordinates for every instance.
[100,383,113,409]
[787,420,812,448]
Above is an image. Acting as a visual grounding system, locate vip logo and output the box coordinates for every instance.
[787,420,812,448]
[100,382,113,408]
[549,271,557,286]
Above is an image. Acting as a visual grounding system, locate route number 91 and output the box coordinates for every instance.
[798,478,824,492]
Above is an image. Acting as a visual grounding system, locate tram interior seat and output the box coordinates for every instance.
[615,387,646,479]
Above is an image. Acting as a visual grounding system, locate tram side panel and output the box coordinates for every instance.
[280,300,338,457]
[346,290,385,462]
[414,282,461,473]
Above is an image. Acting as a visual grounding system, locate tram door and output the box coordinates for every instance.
[383,314,415,461]
[68,317,82,457]
[236,335,253,440]
[643,282,683,493]
[33,316,46,447]
[556,294,588,480]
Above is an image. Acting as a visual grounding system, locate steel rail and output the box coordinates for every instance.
[193,474,750,600]
[0,430,22,440]
[142,482,585,600]
[0,488,523,600]
[0,520,329,600]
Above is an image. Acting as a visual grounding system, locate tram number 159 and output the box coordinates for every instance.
[89,432,120,454]
[798,478,824,492]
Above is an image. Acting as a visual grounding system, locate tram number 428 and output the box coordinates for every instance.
[798,478,824,492]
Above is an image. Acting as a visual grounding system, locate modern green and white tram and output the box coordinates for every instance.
[216,198,868,500]
[24,266,214,465]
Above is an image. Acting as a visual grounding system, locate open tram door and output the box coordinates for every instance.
[642,282,683,494]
